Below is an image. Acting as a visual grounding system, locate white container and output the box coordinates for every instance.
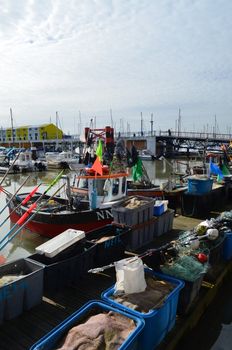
[156,200,168,212]
[35,229,85,258]
[114,257,147,295]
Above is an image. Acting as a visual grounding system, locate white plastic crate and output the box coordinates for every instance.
[35,229,85,257]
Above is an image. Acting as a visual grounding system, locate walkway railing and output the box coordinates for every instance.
[115,130,232,141]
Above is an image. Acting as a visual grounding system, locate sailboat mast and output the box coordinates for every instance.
[10,108,14,144]
[56,111,59,150]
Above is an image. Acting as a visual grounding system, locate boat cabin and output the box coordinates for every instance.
[75,170,128,209]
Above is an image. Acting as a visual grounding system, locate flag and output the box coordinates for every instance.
[132,158,143,182]
[209,160,223,177]
[96,139,103,161]
[92,156,103,176]
[222,164,230,176]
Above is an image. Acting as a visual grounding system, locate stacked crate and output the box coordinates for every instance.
[111,196,156,251]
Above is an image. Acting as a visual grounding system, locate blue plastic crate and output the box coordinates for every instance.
[101,269,184,350]
[29,300,145,350]
[187,177,213,194]
[223,231,232,260]
[0,258,44,324]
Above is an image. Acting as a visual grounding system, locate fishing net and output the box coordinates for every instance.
[160,254,208,282]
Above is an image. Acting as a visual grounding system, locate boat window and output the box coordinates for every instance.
[78,178,88,189]
[112,178,119,196]
[122,177,126,193]
[103,179,111,194]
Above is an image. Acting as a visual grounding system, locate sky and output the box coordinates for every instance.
[0,0,231,135]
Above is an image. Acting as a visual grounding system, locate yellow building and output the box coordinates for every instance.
[0,123,63,142]
[38,123,63,140]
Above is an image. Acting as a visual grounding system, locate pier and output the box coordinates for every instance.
[117,130,232,158]
[0,211,231,350]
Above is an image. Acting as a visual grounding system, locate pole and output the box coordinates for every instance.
[0,170,63,228]
[10,108,14,144]
[0,175,31,215]
[140,112,143,135]
[110,109,113,128]
[0,183,66,251]
[0,151,22,187]
[56,111,59,150]
[150,113,153,136]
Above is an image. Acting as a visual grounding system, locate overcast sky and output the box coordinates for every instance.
[0,0,231,134]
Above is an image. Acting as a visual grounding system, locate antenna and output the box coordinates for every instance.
[56,111,59,149]
[141,112,143,135]
[178,108,181,136]
[150,113,153,135]
[214,114,217,136]
[78,111,82,136]
[110,109,113,128]
[10,108,14,144]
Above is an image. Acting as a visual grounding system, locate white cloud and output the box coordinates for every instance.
[0,0,231,133]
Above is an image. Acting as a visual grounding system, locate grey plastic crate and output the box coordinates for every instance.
[154,209,174,236]
[28,240,96,295]
[112,196,154,226]
[122,217,157,251]
[0,258,44,324]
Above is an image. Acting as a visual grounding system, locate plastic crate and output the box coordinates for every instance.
[154,209,174,236]
[177,275,204,315]
[187,177,213,194]
[120,217,157,251]
[28,240,96,294]
[35,229,85,258]
[101,269,184,350]
[29,300,145,350]
[223,231,232,260]
[112,196,154,226]
[86,224,131,266]
[206,235,225,266]
[0,258,44,324]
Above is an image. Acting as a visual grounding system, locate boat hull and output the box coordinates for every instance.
[127,188,163,197]
[7,195,113,238]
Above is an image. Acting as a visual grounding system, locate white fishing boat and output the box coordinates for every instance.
[9,151,34,172]
[45,151,82,169]
[9,151,47,172]
[138,149,156,161]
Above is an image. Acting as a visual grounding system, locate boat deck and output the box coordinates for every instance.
[0,272,115,350]
[0,213,231,350]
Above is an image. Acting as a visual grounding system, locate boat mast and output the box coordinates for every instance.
[150,113,154,136]
[10,108,14,145]
[56,111,59,150]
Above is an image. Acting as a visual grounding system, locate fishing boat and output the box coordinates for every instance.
[45,151,82,169]
[138,149,156,161]
[8,150,47,172]
[6,171,128,238]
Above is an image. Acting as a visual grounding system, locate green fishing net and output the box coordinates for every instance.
[160,255,208,282]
